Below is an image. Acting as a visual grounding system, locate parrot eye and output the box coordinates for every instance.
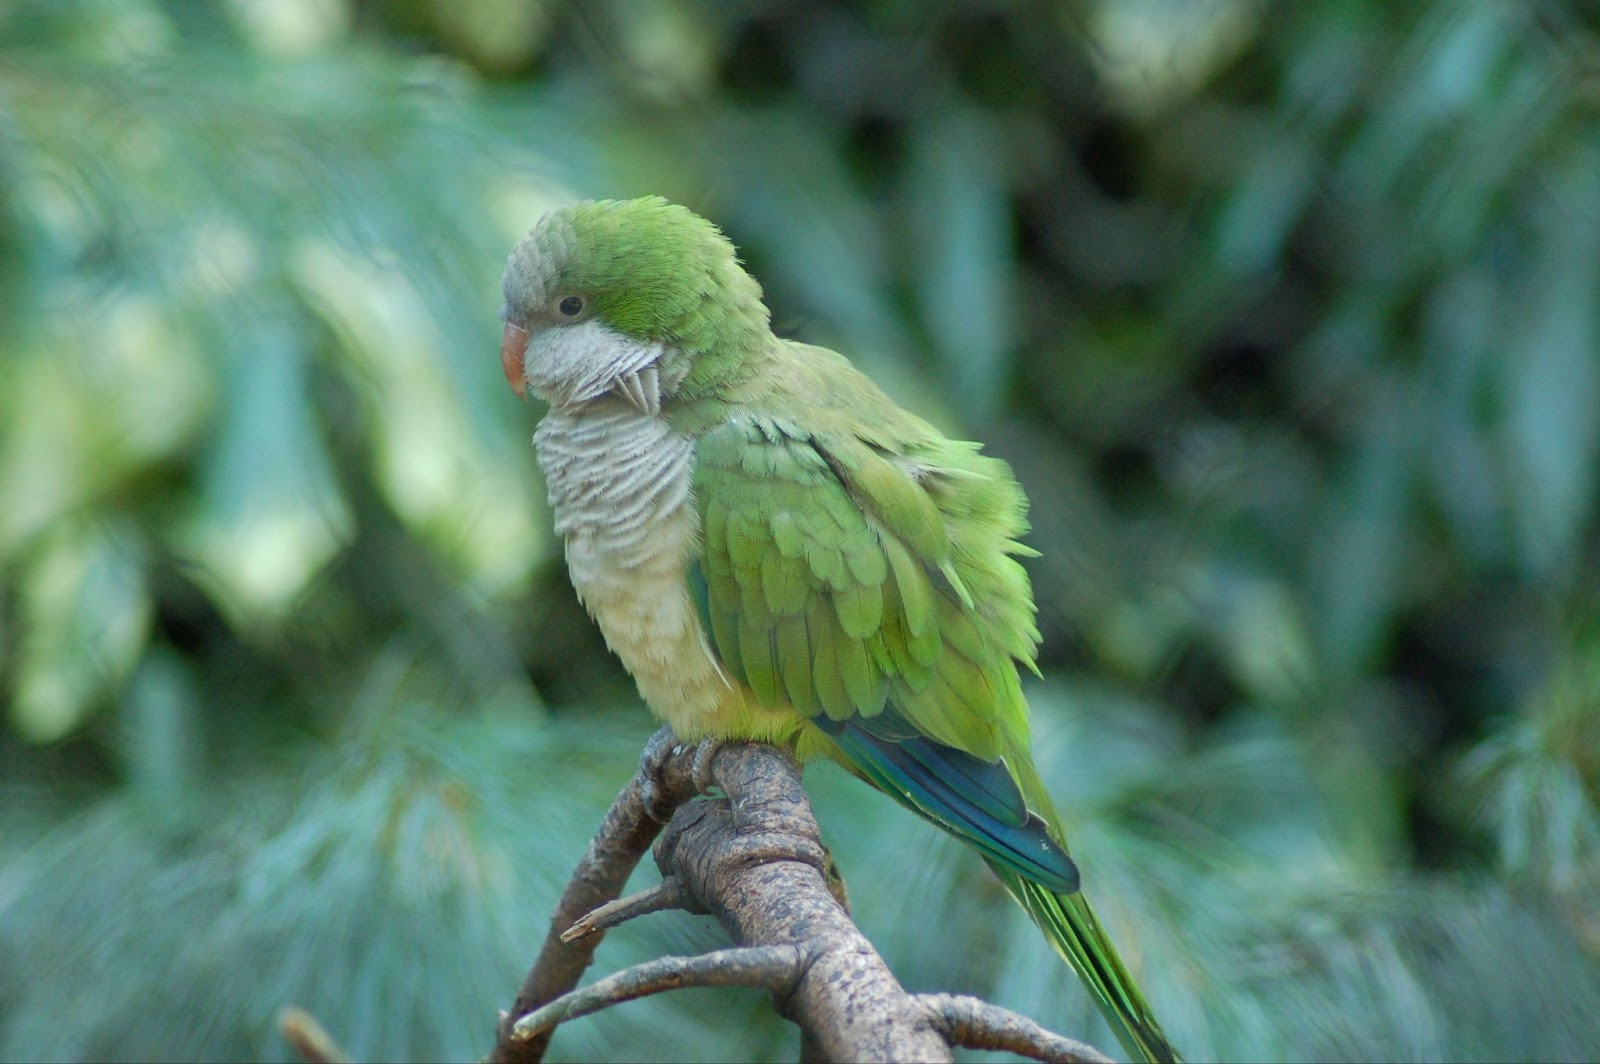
[557,295,585,317]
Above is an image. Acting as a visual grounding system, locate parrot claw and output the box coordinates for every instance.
[635,732,728,822]
[639,778,671,823]
[637,727,685,823]
[689,740,727,797]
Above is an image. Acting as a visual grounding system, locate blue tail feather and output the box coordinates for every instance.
[822,717,1079,893]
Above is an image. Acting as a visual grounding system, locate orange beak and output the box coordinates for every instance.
[501,322,530,399]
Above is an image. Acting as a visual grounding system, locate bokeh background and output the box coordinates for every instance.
[3,0,1599,1060]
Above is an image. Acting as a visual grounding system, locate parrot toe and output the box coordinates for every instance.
[637,727,688,823]
[689,739,728,797]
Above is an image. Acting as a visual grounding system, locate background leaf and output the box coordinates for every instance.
[2,1,1598,1061]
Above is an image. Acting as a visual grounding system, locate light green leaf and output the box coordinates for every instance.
[1501,145,1600,576]
[906,105,1016,419]
[176,301,351,624]
[10,517,151,742]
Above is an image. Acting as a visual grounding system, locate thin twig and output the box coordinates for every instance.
[508,946,806,1043]
[490,728,697,1064]
[916,993,1116,1064]
[277,1006,351,1064]
[560,875,695,942]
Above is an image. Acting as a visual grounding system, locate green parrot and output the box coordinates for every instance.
[499,196,1178,1064]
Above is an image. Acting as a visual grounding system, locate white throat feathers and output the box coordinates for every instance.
[520,318,684,415]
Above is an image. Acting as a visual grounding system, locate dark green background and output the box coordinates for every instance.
[2,1,1597,1060]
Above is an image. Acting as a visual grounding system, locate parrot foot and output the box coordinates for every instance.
[689,739,727,797]
[636,727,687,824]
[636,730,730,823]
[635,728,728,822]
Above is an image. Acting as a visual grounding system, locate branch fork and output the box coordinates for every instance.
[485,728,1111,1064]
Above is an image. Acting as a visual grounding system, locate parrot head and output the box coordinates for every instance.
[499,197,770,409]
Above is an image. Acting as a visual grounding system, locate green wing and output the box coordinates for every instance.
[691,404,1181,1063]
[691,409,1076,890]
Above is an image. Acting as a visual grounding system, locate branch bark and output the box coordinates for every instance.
[917,994,1115,1064]
[651,740,953,1062]
[278,1006,351,1064]
[490,729,689,1064]
[489,728,1112,1064]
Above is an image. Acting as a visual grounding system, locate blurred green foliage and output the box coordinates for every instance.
[2,0,1599,1061]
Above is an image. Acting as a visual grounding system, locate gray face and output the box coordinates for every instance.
[500,209,576,326]
[498,218,673,413]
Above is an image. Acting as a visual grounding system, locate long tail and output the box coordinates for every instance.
[820,718,1179,1061]
[989,862,1179,1064]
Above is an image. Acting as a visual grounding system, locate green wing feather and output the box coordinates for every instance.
[688,353,1179,1063]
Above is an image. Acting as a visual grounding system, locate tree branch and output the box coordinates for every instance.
[559,876,695,943]
[651,741,954,1062]
[916,993,1116,1064]
[278,1006,351,1064]
[508,946,804,1042]
[490,729,1115,1064]
[489,729,698,1064]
